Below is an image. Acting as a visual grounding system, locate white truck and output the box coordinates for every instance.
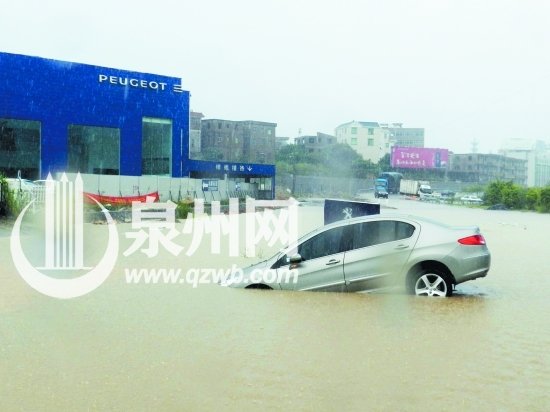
[399,180,433,197]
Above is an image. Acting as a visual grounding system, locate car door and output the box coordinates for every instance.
[277,225,349,292]
[343,219,419,292]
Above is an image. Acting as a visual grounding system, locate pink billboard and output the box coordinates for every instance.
[391,146,449,169]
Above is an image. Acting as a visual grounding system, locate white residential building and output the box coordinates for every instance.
[335,121,390,163]
[499,138,550,187]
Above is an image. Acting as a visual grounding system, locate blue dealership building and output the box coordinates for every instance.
[0,52,275,197]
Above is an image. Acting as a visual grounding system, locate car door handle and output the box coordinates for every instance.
[395,244,409,250]
[325,259,340,265]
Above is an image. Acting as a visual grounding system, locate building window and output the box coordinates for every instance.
[0,118,40,179]
[351,127,357,135]
[368,138,374,146]
[351,137,358,145]
[142,117,172,175]
[368,128,374,135]
[68,125,120,175]
[309,137,315,144]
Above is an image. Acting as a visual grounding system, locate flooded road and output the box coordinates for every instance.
[1,199,549,411]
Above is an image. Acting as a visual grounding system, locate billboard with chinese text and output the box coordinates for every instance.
[391,146,449,169]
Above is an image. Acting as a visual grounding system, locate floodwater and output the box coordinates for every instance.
[1,198,549,411]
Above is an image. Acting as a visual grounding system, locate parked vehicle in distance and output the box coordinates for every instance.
[487,203,507,210]
[374,187,389,199]
[374,178,389,199]
[399,179,432,197]
[460,195,483,204]
[222,214,491,297]
[378,172,403,194]
[440,190,456,198]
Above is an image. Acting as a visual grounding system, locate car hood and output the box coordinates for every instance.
[219,258,276,287]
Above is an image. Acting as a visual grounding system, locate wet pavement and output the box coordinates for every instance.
[1,198,549,411]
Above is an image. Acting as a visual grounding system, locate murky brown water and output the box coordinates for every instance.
[1,199,549,411]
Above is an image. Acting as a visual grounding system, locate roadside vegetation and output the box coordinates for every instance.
[484,181,550,212]
[276,143,379,179]
[0,174,24,217]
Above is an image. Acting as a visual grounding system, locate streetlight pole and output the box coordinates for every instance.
[289,154,297,195]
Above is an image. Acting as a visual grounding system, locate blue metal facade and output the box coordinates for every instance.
[0,52,192,178]
[1,52,276,187]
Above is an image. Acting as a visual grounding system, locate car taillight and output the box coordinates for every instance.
[458,234,486,245]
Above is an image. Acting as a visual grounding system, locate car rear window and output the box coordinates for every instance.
[351,220,415,249]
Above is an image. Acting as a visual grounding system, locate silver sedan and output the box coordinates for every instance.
[222,214,491,297]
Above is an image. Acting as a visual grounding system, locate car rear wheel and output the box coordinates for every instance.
[413,271,452,297]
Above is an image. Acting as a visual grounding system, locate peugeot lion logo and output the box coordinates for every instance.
[10,173,119,299]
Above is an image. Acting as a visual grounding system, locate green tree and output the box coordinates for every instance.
[501,184,524,209]
[321,144,364,177]
[276,144,310,163]
[525,188,540,211]
[377,153,391,173]
[0,175,23,217]
[484,181,512,205]
[351,159,377,179]
[540,186,550,212]
[277,143,367,178]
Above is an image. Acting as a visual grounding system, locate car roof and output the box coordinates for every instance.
[319,212,451,232]
[274,211,460,260]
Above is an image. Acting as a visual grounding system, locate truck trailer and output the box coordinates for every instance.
[399,180,433,197]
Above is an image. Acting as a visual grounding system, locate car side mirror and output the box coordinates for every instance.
[288,253,303,264]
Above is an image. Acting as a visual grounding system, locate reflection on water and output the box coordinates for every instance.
[1,199,549,410]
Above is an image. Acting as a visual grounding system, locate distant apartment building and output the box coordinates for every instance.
[335,121,390,163]
[449,153,527,186]
[294,132,336,153]
[189,111,204,157]
[499,138,550,187]
[380,123,425,147]
[200,119,276,164]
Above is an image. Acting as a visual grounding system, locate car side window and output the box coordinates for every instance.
[351,221,415,249]
[298,226,348,261]
[395,221,415,240]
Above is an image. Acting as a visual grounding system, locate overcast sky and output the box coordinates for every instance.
[1,0,549,153]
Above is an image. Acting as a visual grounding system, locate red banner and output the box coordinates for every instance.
[84,191,159,206]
